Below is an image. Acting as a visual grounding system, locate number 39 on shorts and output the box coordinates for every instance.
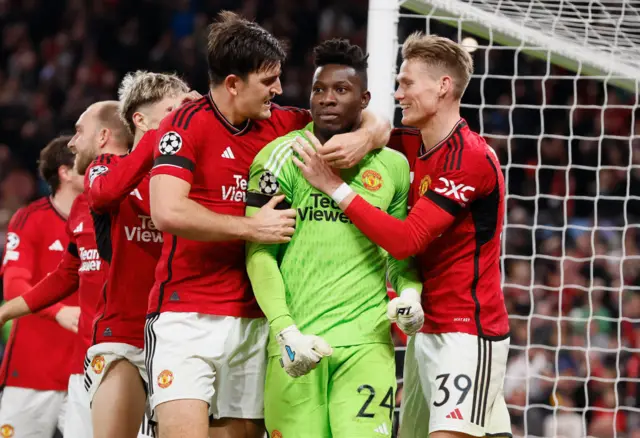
[434,373,472,407]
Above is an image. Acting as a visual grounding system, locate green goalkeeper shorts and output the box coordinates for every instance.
[264,342,396,438]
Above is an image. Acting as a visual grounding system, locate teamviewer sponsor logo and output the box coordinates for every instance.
[125,215,163,243]
[298,194,352,224]
[79,247,102,272]
[222,174,247,203]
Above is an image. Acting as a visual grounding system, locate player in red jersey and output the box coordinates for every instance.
[70,73,194,438]
[0,136,83,437]
[0,189,104,438]
[147,12,391,438]
[291,33,512,438]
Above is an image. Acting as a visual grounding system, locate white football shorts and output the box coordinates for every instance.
[0,386,65,437]
[399,332,512,438]
[62,373,92,438]
[145,312,268,421]
[83,342,148,403]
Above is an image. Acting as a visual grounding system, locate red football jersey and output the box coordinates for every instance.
[0,197,78,390]
[388,120,509,338]
[22,194,106,374]
[149,93,311,317]
[86,142,162,349]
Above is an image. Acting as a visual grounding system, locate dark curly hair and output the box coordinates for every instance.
[313,39,369,88]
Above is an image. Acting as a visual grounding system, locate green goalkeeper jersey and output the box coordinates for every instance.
[246,122,421,357]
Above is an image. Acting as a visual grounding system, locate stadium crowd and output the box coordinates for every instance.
[0,0,638,437]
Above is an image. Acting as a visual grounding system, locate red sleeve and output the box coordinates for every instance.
[344,194,457,260]
[22,242,80,314]
[86,130,156,214]
[2,208,35,292]
[344,150,496,260]
[1,209,65,319]
[271,105,312,135]
[151,106,198,184]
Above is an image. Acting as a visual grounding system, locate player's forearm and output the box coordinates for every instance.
[34,303,65,321]
[2,268,32,301]
[22,261,79,314]
[89,140,154,213]
[0,296,30,325]
[152,196,252,242]
[387,256,422,296]
[342,195,439,260]
[246,244,294,333]
[360,110,391,151]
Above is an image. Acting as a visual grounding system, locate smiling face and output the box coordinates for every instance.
[310,64,369,141]
[233,63,283,121]
[68,105,101,175]
[394,58,444,128]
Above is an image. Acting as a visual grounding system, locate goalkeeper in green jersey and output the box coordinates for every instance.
[245,39,423,438]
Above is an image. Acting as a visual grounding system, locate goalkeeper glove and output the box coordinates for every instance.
[276,325,333,378]
[387,288,424,336]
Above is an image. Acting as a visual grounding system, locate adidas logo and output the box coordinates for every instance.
[221,147,235,159]
[170,291,180,301]
[130,188,143,201]
[103,327,112,337]
[73,222,83,234]
[446,408,464,420]
[49,240,64,251]
[374,423,389,435]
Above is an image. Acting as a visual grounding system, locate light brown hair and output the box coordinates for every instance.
[401,32,473,100]
[118,71,189,134]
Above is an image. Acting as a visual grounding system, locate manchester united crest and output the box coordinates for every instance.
[157,370,174,389]
[362,170,383,191]
[0,424,14,437]
[419,175,432,196]
[91,355,106,375]
[271,431,283,438]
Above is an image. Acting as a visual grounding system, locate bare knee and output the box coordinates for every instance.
[155,399,209,438]
[92,360,147,438]
[429,432,476,438]
[210,418,265,438]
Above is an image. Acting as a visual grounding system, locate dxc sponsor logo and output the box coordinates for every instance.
[222,175,247,203]
[434,178,475,202]
[125,215,163,243]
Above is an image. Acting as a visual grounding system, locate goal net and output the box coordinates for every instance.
[367,1,640,437]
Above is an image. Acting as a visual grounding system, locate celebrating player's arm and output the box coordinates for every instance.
[150,107,297,244]
[0,221,81,331]
[293,130,493,257]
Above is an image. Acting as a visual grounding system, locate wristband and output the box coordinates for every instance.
[399,288,421,303]
[330,183,354,204]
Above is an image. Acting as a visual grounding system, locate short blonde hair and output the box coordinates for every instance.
[118,71,190,134]
[401,32,473,100]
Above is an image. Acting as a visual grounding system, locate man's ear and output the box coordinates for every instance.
[439,76,453,99]
[97,127,110,150]
[361,90,371,109]
[132,111,148,133]
[58,165,71,184]
[224,74,242,97]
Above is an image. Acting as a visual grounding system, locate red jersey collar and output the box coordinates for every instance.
[418,119,467,160]
[206,92,253,136]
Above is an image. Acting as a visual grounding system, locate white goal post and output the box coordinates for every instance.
[368,1,640,437]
